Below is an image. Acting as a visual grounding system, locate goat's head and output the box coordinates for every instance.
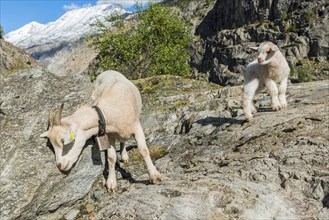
[250,41,279,65]
[40,104,83,172]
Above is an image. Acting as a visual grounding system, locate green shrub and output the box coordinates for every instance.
[297,69,312,82]
[89,2,192,79]
[285,23,298,33]
[164,0,190,8]
[303,8,315,23]
[129,145,168,164]
[290,60,329,83]
[281,11,289,22]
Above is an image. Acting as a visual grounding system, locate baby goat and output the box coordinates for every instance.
[243,41,290,121]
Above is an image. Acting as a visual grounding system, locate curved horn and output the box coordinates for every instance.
[49,110,54,128]
[54,103,64,126]
[250,46,259,52]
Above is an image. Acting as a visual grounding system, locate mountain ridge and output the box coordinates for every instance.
[5,4,128,49]
[4,21,45,46]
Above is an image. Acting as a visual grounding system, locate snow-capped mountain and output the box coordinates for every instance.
[5,4,128,49]
[5,21,46,46]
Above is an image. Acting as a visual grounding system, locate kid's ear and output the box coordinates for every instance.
[270,45,279,52]
[40,131,48,138]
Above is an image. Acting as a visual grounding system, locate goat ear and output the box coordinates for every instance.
[40,131,48,138]
[250,46,258,52]
[270,45,279,52]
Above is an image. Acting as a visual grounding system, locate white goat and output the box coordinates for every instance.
[243,41,290,121]
[91,71,129,163]
[41,70,162,192]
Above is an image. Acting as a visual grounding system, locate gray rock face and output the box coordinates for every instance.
[0,68,103,219]
[0,39,38,75]
[307,21,329,60]
[1,67,328,219]
[26,40,97,77]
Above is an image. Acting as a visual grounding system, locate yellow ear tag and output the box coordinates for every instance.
[70,131,75,142]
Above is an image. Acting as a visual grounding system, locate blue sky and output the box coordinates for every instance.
[0,0,150,34]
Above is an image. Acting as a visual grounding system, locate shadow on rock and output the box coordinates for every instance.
[102,148,151,186]
[323,194,329,208]
[256,107,276,112]
[196,116,244,127]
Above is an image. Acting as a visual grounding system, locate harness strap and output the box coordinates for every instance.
[92,106,106,136]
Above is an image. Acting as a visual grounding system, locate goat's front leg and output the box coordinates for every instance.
[278,77,288,108]
[106,138,117,192]
[266,79,282,111]
[134,123,162,184]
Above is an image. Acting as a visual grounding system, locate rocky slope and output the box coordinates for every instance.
[0,67,328,219]
[42,40,98,77]
[0,39,38,75]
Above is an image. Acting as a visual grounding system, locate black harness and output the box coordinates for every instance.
[92,106,107,136]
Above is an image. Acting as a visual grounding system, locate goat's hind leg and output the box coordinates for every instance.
[134,123,162,184]
[120,142,129,163]
[278,77,288,108]
[266,79,282,111]
[106,138,117,192]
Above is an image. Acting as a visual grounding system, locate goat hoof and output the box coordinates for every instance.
[272,104,282,111]
[107,188,117,193]
[120,156,129,164]
[150,172,162,184]
[107,186,117,193]
[121,159,128,164]
[245,115,253,122]
[150,177,162,184]
[106,181,117,193]
[281,103,287,108]
[251,106,257,113]
[120,154,129,164]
